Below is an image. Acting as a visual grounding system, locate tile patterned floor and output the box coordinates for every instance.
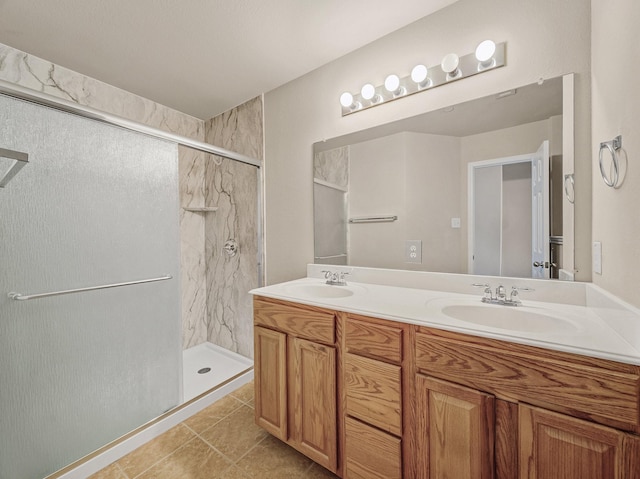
[90,382,339,479]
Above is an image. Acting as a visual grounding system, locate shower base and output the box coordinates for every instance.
[54,342,253,479]
[182,341,253,402]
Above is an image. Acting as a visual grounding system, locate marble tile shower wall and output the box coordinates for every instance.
[0,43,208,350]
[313,146,349,187]
[204,96,263,359]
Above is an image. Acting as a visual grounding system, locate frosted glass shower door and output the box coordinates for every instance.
[0,95,181,479]
[314,182,348,265]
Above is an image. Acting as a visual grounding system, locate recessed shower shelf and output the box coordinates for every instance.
[182,206,219,212]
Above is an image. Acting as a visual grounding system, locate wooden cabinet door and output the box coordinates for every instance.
[290,337,338,472]
[254,326,287,440]
[416,375,495,479]
[520,404,640,479]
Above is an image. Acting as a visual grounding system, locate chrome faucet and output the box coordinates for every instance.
[472,283,534,306]
[322,270,350,286]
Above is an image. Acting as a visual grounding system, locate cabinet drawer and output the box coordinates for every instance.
[415,327,640,433]
[345,417,402,479]
[253,297,335,344]
[345,314,403,363]
[345,353,402,436]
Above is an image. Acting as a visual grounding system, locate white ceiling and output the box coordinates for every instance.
[0,0,459,119]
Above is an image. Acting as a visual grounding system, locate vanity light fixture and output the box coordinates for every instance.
[339,40,506,116]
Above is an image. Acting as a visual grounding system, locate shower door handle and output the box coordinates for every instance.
[0,147,29,188]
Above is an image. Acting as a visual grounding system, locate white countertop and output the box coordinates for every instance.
[251,275,640,366]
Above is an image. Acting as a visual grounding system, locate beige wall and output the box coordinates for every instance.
[591,0,640,306]
[349,134,407,269]
[404,132,462,273]
[264,0,591,285]
[348,132,461,272]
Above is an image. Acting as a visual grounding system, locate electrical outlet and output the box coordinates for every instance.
[593,241,602,274]
[405,240,422,264]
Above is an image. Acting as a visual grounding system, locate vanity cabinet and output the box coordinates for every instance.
[414,325,640,479]
[253,295,640,479]
[253,297,338,472]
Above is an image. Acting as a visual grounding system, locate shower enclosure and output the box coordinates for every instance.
[0,86,262,479]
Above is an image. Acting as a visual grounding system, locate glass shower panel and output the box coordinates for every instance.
[314,182,347,265]
[0,95,181,479]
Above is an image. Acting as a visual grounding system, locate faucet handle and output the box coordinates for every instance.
[472,283,493,300]
[322,270,332,279]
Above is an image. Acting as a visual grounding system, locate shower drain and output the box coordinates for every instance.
[198,367,212,374]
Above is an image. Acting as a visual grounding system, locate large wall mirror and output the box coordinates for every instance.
[313,74,575,280]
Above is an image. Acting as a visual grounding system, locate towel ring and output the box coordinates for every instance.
[599,135,622,188]
[563,174,575,204]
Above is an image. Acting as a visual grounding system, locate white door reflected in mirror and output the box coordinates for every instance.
[468,141,551,279]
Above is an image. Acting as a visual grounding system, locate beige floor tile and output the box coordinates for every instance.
[117,424,195,478]
[236,435,313,479]
[306,462,340,478]
[217,464,253,479]
[198,404,267,461]
[91,386,342,479]
[230,381,254,405]
[87,462,128,479]
[183,394,243,434]
[135,437,232,479]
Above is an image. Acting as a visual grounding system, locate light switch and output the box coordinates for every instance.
[451,217,461,228]
[593,241,602,275]
[405,240,422,264]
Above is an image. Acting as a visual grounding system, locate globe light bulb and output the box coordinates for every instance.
[411,64,428,84]
[441,53,460,74]
[441,53,462,80]
[384,74,400,93]
[340,92,354,108]
[475,40,496,63]
[361,83,376,100]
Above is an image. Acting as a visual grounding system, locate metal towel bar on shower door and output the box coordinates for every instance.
[7,274,172,301]
[0,147,29,188]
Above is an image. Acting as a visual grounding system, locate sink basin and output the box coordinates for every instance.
[427,299,580,334]
[283,283,359,299]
